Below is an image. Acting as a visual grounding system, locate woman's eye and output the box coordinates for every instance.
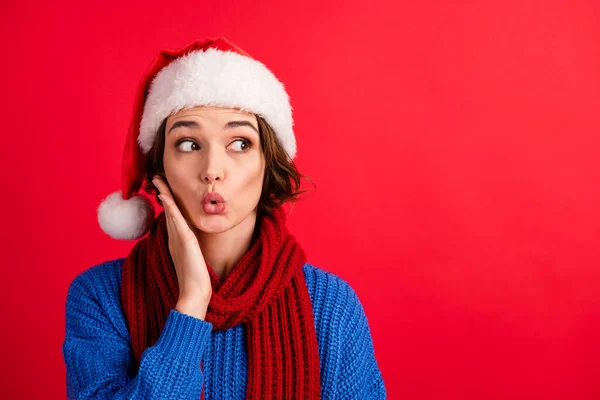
[229,139,251,152]
[177,140,199,152]
[176,139,251,152]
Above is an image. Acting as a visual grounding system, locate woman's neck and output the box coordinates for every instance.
[194,210,260,281]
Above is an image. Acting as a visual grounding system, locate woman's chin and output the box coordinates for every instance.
[193,213,231,233]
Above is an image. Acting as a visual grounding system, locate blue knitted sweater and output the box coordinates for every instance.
[62,257,386,399]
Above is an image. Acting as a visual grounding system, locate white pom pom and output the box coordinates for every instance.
[97,190,155,240]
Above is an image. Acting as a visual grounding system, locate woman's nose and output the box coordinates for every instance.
[203,172,222,184]
[202,148,225,184]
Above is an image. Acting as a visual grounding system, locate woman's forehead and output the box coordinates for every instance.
[165,106,259,136]
[171,105,254,118]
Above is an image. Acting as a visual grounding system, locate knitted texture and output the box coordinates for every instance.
[63,259,387,399]
[120,206,321,399]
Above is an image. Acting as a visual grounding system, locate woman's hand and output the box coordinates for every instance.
[152,175,212,320]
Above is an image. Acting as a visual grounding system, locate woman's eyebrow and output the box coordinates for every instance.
[168,120,259,135]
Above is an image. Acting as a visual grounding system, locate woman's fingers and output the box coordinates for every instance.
[152,175,172,198]
[153,176,194,236]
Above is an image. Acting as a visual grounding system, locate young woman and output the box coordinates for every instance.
[62,37,386,399]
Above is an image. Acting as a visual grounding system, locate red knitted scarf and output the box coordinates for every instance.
[120,206,321,398]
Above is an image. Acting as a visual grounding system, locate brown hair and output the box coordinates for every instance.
[142,114,314,216]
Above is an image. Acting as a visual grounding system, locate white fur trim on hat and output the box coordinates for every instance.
[138,48,296,160]
[97,191,155,240]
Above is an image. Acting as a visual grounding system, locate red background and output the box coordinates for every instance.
[1,0,599,398]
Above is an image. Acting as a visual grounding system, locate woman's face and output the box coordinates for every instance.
[162,105,265,233]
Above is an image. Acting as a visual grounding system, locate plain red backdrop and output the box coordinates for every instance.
[1,0,599,398]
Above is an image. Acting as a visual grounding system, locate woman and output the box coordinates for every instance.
[62,37,386,399]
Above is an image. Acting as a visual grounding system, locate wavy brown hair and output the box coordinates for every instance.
[142,114,314,216]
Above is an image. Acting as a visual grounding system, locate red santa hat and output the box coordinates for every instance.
[97,37,296,240]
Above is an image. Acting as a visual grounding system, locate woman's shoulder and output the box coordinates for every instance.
[302,262,358,300]
[301,263,368,332]
[67,257,126,295]
[65,258,129,336]
[303,262,364,299]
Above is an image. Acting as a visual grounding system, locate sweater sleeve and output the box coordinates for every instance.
[335,282,387,399]
[62,270,213,399]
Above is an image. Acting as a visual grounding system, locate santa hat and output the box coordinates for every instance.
[97,37,296,240]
